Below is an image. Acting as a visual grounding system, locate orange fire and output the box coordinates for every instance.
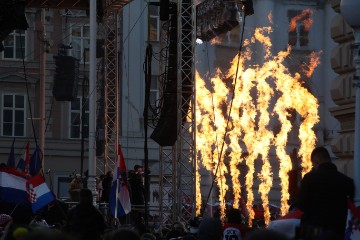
[195,12,320,226]
[268,11,273,25]
[210,37,222,45]
[289,9,314,32]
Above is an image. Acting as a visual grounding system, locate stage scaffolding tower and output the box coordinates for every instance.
[159,0,197,224]
[96,0,123,174]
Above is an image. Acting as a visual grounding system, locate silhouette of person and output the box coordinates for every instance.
[297,146,355,240]
[128,165,145,206]
[69,174,83,202]
[66,189,107,240]
[222,208,246,240]
[153,189,159,202]
[101,171,113,203]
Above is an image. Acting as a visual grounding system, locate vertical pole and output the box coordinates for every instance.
[40,9,46,169]
[89,0,98,202]
[81,76,86,178]
[353,29,360,205]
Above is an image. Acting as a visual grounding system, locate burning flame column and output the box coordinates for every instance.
[341,0,360,206]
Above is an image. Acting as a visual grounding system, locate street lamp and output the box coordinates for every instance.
[341,0,360,206]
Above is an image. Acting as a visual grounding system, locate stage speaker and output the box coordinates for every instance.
[151,11,178,146]
[52,55,79,101]
[160,0,169,21]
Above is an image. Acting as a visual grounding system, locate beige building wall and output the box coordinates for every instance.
[330,0,356,177]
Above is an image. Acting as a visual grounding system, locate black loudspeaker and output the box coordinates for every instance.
[52,56,79,101]
[160,0,169,21]
[151,11,177,146]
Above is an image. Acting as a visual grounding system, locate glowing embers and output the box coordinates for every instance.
[195,26,320,225]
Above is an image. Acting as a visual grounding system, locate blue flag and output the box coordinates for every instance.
[16,158,25,172]
[29,146,42,176]
[7,138,15,168]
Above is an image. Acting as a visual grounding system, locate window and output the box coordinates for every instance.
[284,0,318,5]
[2,94,26,137]
[148,76,160,118]
[288,10,310,48]
[149,5,160,41]
[70,25,90,62]
[60,9,87,17]
[69,97,89,139]
[3,30,26,60]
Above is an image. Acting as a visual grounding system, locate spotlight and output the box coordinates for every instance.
[196,0,250,42]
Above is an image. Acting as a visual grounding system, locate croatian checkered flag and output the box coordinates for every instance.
[109,144,131,218]
[26,173,55,213]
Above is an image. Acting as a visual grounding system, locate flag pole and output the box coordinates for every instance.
[10,204,19,216]
[115,178,119,219]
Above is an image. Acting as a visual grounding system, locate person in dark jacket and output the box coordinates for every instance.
[128,165,145,206]
[67,188,107,240]
[101,171,113,203]
[297,146,355,240]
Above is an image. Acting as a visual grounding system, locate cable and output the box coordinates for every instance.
[3,12,89,70]
[201,13,248,217]
[3,1,125,70]
[19,31,39,148]
[3,2,152,170]
[47,5,151,138]
[44,97,54,133]
[146,18,173,128]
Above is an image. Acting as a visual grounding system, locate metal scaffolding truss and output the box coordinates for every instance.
[159,147,177,223]
[159,0,196,224]
[99,0,121,174]
[28,0,197,222]
[26,0,89,9]
[26,0,130,10]
[27,0,129,176]
[177,0,196,223]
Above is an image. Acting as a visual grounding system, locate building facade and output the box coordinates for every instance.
[0,0,352,208]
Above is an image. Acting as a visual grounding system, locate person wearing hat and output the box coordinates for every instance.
[69,173,84,202]
[134,165,144,174]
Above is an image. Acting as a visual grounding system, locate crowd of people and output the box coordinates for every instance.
[68,165,145,207]
[0,198,286,240]
[0,147,357,240]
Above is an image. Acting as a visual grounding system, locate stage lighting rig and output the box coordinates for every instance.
[0,0,29,52]
[196,0,253,42]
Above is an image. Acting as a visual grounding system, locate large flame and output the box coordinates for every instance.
[195,14,320,225]
[289,9,313,32]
